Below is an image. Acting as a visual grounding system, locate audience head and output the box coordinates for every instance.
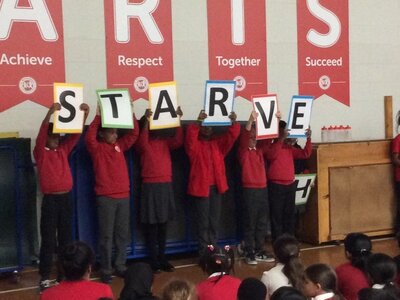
[273,235,305,291]
[302,263,337,298]
[61,241,94,281]
[344,232,372,263]
[199,245,234,276]
[270,286,306,300]
[119,263,155,300]
[366,253,397,287]
[237,277,266,300]
[162,279,194,300]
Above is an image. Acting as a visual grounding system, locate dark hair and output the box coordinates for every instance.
[61,241,94,281]
[162,279,193,300]
[119,263,155,300]
[237,277,267,300]
[305,264,337,293]
[344,232,372,272]
[270,286,306,300]
[47,122,54,135]
[358,287,400,300]
[199,245,235,277]
[273,235,305,291]
[367,253,397,287]
[279,120,287,129]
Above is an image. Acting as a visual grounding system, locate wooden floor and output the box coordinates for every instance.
[0,237,398,300]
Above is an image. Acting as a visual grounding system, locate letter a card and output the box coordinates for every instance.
[53,83,84,134]
[97,88,133,129]
[203,80,236,126]
[148,81,180,130]
[252,94,279,140]
[287,95,314,138]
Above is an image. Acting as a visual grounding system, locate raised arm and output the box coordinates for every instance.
[85,108,101,153]
[216,112,240,156]
[292,128,312,159]
[167,106,184,150]
[119,115,140,152]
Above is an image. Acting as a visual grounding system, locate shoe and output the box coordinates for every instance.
[114,269,126,278]
[39,279,53,293]
[150,261,162,274]
[245,253,258,265]
[160,261,175,272]
[237,243,245,257]
[100,273,112,284]
[255,251,275,263]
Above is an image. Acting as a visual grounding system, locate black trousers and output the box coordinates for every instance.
[242,187,269,254]
[193,186,222,254]
[144,222,167,266]
[39,193,72,279]
[268,182,296,240]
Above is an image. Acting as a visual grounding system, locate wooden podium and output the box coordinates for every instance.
[298,140,396,244]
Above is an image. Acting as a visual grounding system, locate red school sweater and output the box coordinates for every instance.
[264,138,312,184]
[185,122,240,197]
[40,279,114,300]
[33,121,80,194]
[335,262,369,300]
[85,115,139,198]
[196,274,241,300]
[135,126,183,183]
[237,129,271,188]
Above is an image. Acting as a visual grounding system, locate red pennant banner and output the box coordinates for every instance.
[207,0,267,101]
[0,0,65,112]
[297,0,349,106]
[104,0,174,101]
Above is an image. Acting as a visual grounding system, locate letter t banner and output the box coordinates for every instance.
[297,0,349,106]
[97,89,134,129]
[252,94,279,140]
[207,0,268,101]
[53,83,84,134]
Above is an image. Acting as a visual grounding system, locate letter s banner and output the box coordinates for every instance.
[297,0,349,106]
[207,0,267,101]
[104,0,174,101]
[0,0,65,112]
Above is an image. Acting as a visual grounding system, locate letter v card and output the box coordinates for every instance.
[252,94,279,140]
[287,95,314,138]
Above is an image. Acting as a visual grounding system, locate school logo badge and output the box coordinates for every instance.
[134,76,149,93]
[19,76,37,94]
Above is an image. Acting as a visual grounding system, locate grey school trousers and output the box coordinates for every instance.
[97,196,130,275]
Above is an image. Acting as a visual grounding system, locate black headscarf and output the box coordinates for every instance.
[119,263,159,300]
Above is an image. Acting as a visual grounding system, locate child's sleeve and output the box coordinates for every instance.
[85,115,101,153]
[134,125,149,154]
[292,138,312,159]
[217,122,241,156]
[33,121,49,161]
[60,134,81,155]
[184,123,200,158]
[119,116,139,152]
[259,138,273,156]
[237,129,250,164]
[167,126,184,150]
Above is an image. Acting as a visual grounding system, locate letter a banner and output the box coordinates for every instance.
[104,0,174,101]
[0,0,65,112]
[207,0,267,101]
[297,0,349,106]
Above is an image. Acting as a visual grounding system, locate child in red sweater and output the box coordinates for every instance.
[135,107,183,273]
[197,245,241,300]
[185,110,240,255]
[34,103,89,292]
[237,110,275,265]
[264,120,311,240]
[85,106,139,284]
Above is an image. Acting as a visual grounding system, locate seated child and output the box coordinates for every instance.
[302,263,342,300]
[196,245,241,300]
[40,241,113,300]
[335,232,371,300]
[270,286,306,300]
[261,235,305,299]
[162,279,195,300]
[237,277,267,300]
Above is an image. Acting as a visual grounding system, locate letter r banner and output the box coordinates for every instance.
[0,0,65,112]
[297,0,350,106]
[104,0,174,101]
[207,0,267,101]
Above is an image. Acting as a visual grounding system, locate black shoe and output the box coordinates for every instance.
[114,269,126,278]
[101,273,112,284]
[150,261,162,274]
[160,261,175,272]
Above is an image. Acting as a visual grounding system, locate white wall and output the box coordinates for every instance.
[1,0,400,144]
